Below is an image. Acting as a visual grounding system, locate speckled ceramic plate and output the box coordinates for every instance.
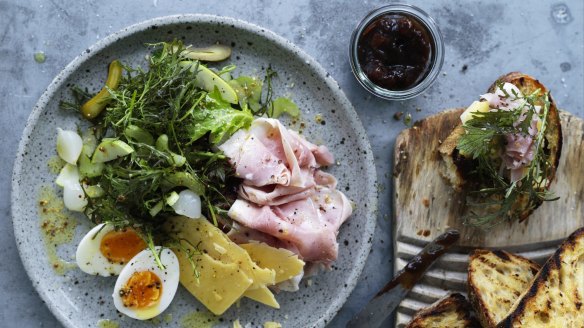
[11,15,376,328]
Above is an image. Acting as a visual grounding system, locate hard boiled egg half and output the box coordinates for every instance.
[113,247,179,320]
[76,223,147,276]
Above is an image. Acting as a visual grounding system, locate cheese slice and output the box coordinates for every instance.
[240,242,305,283]
[243,285,280,309]
[460,100,490,124]
[166,217,276,289]
[175,246,252,315]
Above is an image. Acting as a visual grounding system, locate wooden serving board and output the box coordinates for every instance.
[392,109,584,327]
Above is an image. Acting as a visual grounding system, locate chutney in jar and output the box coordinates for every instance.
[357,13,434,91]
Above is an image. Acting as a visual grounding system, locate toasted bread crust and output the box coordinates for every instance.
[439,72,563,221]
[468,249,540,328]
[406,293,481,328]
[496,227,584,327]
[438,125,473,191]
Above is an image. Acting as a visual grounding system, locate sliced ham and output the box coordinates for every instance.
[239,184,315,206]
[219,129,290,186]
[238,170,337,206]
[314,170,337,188]
[219,118,334,189]
[251,118,316,187]
[503,134,536,169]
[287,129,335,166]
[228,187,352,263]
[221,117,352,264]
[227,223,299,253]
[480,83,542,183]
[503,133,536,183]
[480,82,524,111]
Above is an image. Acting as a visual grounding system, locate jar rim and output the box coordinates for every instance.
[349,4,445,100]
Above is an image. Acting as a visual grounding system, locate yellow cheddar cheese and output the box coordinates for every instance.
[460,100,490,124]
[166,217,276,289]
[240,242,305,283]
[243,285,280,309]
[175,246,252,315]
[165,217,308,314]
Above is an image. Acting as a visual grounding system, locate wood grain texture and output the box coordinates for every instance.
[393,109,584,249]
[393,110,584,327]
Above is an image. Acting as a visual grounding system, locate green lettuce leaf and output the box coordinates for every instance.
[186,87,253,145]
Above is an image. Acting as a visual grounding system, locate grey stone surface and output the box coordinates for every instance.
[1,0,582,327]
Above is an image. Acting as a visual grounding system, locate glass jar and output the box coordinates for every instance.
[349,4,444,100]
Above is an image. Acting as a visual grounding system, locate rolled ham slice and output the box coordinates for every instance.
[219,118,334,189]
[238,170,337,206]
[221,117,352,264]
[480,83,542,183]
[228,187,352,263]
[226,223,299,253]
[219,129,290,186]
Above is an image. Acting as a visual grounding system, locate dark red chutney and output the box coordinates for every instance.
[357,13,434,91]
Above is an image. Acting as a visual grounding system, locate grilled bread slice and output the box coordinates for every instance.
[439,72,562,221]
[468,249,540,327]
[496,227,584,327]
[405,293,481,328]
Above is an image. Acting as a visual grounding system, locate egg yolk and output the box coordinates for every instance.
[119,271,163,308]
[100,228,146,264]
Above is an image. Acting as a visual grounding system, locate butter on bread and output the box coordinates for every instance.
[405,293,481,328]
[496,227,584,327]
[468,249,540,327]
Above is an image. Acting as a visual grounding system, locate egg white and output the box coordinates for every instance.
[112,247,179,320]
[76,223,134,276]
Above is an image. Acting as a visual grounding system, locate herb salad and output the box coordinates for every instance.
[61,40,297,242]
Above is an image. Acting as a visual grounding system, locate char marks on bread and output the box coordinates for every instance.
[405,293,481,328]
[468,249,540,327]
[496,227,584,327]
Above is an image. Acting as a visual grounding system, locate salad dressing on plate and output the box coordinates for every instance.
[38,186,78,275]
